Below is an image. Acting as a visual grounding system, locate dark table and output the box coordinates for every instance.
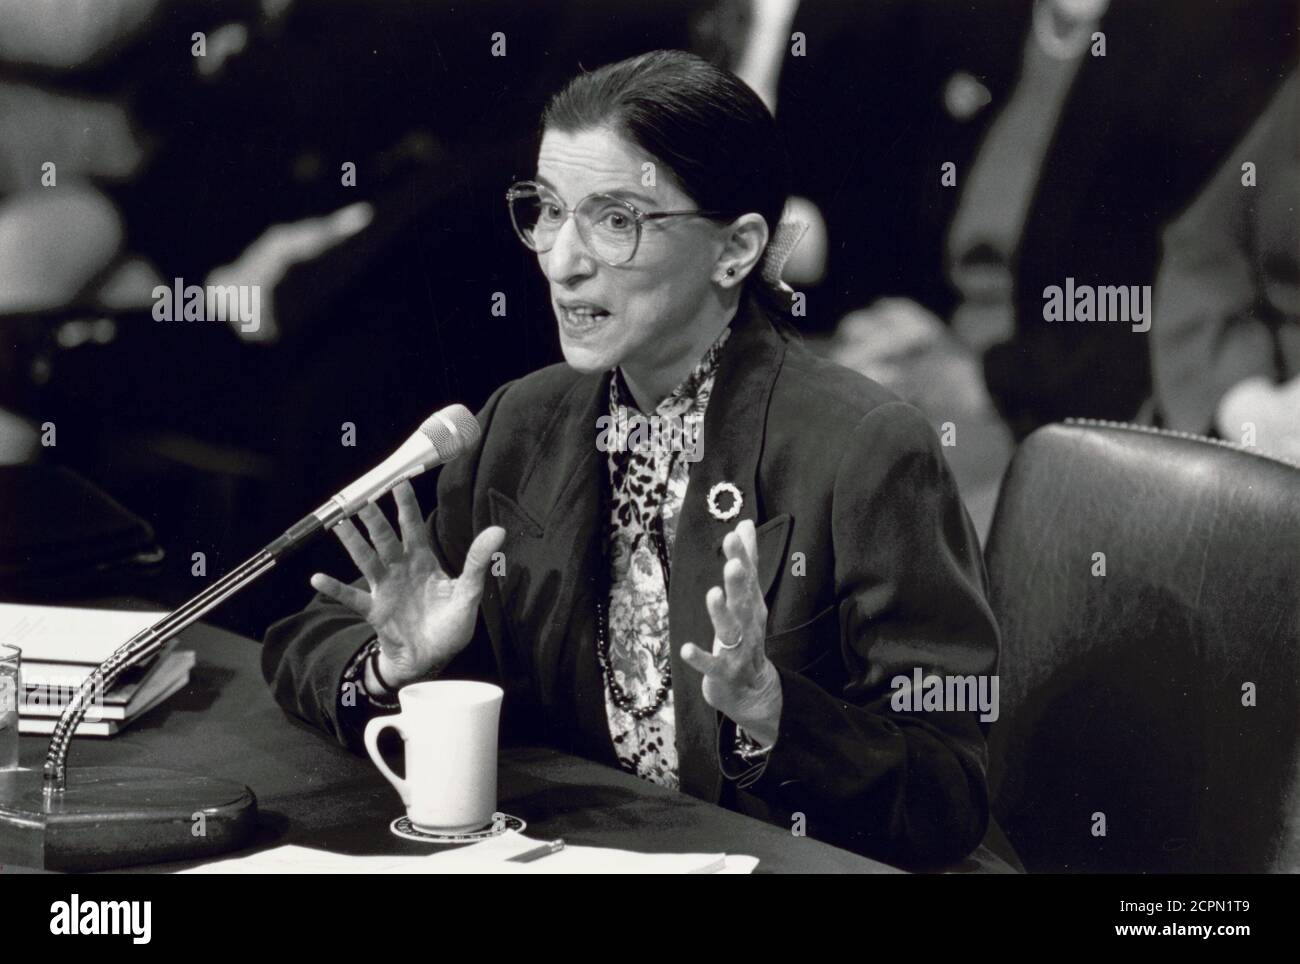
[15,619,900,873]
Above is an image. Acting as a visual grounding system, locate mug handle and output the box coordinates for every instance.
[364,713,410,806]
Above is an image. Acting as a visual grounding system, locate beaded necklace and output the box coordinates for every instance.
[597,329,727,722]
[595,442,677,719]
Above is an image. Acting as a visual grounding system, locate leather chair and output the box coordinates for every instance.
[985,419,1300,872]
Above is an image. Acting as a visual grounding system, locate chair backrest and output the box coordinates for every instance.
[985,420,1300,872]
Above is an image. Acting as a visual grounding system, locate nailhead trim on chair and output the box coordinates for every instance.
[1063,417,1300,471]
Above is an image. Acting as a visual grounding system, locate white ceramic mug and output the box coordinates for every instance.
[363,680,504,833]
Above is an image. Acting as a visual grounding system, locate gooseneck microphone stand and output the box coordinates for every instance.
[5,526,318,871]
[41,553,277,793]
[42,517,315,793]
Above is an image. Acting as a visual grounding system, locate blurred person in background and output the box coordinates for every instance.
[0,0,367,458]
[0,0,700,635]
[687,0,1294,544]
[1152,71,1299,461]
[694,0,1293,440]
[933,0,1293,438]
[0,0,159,462]
[0,0,381,622]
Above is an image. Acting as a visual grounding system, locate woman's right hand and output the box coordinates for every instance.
[309,480,506,688]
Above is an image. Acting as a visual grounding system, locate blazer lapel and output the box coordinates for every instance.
[668,301,789,802]
[490,372,617,768]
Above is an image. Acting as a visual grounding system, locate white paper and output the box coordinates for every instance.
[179,845,417,874]
[0,603,167,665]
[179,832,758,875]
[424,831,740,874]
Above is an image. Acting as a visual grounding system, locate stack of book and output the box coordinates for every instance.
[0,603,195,737]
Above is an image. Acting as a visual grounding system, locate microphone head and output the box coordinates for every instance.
[419,404,481,459]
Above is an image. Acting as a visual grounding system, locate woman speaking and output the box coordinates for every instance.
[263,50,1005,869]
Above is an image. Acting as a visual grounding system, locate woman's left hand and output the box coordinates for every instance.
[681,518,783,747]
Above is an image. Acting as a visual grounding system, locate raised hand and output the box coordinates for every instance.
[310,480,505,688]
[680,518,783,746]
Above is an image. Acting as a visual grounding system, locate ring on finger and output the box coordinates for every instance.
[716,631,742,651]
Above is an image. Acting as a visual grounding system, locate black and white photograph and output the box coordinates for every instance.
[0,0,1297,938]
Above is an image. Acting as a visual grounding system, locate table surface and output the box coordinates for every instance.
[15,619,901,874]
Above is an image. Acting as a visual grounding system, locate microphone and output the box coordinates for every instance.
[267,404,481,558]
[35,402,483,841]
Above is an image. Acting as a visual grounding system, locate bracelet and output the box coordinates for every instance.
[340,638,399,710]
[369,643,400,694]
[735,727,774,763]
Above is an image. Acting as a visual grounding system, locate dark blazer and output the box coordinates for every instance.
[263,299,1004,868]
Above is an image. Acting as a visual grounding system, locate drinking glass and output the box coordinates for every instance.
[0,644,20,770]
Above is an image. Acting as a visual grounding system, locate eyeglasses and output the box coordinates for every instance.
[506,181,726,266]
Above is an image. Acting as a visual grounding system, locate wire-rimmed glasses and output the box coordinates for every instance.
[506,180,727,266]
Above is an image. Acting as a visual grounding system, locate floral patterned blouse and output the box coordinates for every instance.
[602,325,731,788]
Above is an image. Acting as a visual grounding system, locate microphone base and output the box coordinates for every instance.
[0,766,257,871]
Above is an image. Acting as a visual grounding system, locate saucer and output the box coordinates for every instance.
[389,812,526,844]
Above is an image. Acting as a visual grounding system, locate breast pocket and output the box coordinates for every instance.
[764,602,840,677]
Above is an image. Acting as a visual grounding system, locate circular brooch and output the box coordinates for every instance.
[706,481,743,522]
